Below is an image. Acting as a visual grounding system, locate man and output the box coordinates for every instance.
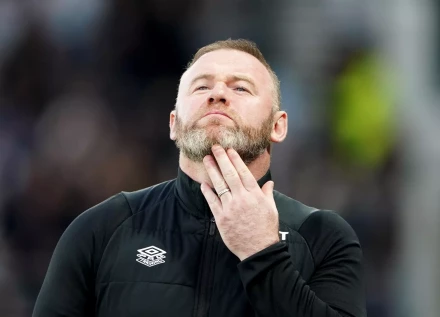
[33,39,366,317]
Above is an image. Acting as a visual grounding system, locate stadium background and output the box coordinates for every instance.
[0,0,439,316]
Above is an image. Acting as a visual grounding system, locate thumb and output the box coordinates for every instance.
[261,181,275,199]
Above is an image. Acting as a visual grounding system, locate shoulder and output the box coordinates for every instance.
[59,180,176,269]
[298,209,359,242]
[274,191,361,262]
[298,210,362,267]
[70,179,175,233]
[274,190,357,240]
[64,193,133,243]
[48,193,134,276]
[273,190,319,231]
[121,179,176,214]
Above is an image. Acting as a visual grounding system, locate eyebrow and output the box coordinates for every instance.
[189,73,258,93]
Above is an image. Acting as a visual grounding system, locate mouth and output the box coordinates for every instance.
[202,111,231,119]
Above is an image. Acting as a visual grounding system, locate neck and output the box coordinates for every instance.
[178,151,271,187]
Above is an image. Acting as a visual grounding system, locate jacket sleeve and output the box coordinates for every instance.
[237,211,366,317]
[32,193,131,317]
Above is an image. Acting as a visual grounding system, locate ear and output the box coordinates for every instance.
[270,111,288,143]
[169,109,177,140]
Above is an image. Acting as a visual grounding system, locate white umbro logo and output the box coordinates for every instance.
[136,246,167,267]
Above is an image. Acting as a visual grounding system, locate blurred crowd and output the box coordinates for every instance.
[0,1,437,316]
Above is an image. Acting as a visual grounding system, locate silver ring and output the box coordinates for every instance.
[217,188,231,198]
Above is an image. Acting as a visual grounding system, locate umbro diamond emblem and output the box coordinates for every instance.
[136,246,167,267]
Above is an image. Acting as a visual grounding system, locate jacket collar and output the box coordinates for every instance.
[175,167,272,219]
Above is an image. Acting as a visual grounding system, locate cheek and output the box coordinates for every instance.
[178,96,205,122]
[189,95,208,114]
[238,100,265,120]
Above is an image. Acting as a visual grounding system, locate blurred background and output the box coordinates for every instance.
[0,0,439,316]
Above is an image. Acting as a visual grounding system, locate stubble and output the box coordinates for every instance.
[174,111,274,164]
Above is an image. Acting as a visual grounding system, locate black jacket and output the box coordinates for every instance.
[33,168,366,317]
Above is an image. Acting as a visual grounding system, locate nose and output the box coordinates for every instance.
[208,83,228,106]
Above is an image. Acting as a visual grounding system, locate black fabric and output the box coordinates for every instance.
[175,166,272,219]
[33,168,366,317]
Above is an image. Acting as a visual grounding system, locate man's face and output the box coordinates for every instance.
[171,49,276,164]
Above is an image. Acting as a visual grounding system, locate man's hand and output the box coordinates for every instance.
[200,145,280,261]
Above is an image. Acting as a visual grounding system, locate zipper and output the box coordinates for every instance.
[209,217,216,236]
[193,217,217,317]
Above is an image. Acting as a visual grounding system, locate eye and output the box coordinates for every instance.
[196,86,209,91]
[234,86,248,92]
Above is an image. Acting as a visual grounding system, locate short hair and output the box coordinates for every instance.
[185,39,281,111]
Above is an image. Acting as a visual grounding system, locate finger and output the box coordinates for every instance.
[200,182,223,216]
[262,181,277,211]
[226,148,259,191]
[261,181,275,200]
[203,155,233,203]
[211,145,243,192]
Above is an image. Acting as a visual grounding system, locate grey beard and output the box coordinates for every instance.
[174,121,271,164]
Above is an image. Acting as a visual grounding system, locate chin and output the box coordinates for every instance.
[208,126,235,138]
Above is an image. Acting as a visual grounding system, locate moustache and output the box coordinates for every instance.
[196,107,238,122]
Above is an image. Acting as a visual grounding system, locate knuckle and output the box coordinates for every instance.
[216,215,226,225]
[214,181,227,189]
[238,168,248,175]
[237,195,247,204]
[208,196,218,205]
[223,169,237,178]
[213,145,223,153]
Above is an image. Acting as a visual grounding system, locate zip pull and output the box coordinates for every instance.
[209,217,216,236]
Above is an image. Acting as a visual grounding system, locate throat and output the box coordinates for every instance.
[178,151,270,188]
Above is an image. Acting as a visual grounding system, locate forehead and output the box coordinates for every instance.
[182,49,272,86]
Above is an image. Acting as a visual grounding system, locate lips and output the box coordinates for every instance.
[202,111,231,119]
